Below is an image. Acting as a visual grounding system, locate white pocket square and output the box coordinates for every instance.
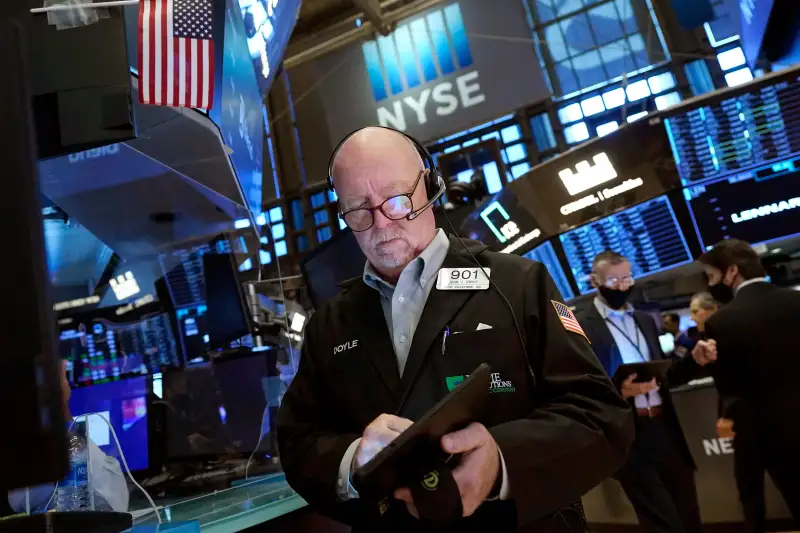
[476,323,492,331]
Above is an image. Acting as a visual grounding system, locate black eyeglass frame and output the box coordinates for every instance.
[338,170,427,232]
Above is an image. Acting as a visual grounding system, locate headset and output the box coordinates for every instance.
[327,126,447,221]
[326,126,534,388]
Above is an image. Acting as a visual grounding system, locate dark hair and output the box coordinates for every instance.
[699,239,766,280]
[591,250,628,272]
[664,313,680,325]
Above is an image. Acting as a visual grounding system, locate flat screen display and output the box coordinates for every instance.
[203,254,251,350]
[69,376,149,472]
[560,196,693,294]
[60,310,180,385]
[163,352,276,459]
[522,241,575,301]
[684,155,800,249]
[508,117,680,234]
[663,70,800,185]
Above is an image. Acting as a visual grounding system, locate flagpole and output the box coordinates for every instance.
[31,0,139,13]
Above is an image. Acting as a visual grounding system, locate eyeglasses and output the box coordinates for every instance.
[339,171,426,232]
[596,275,635,289]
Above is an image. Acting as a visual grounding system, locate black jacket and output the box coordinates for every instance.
[278,236,634,533]
[575,303,706,469]
[705,282,800,456]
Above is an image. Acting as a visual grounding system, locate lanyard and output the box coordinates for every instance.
[604,315,647,363]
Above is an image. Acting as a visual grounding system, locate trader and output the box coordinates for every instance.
[278,126,634,533]
[5,361,129,514]
[576,251,707,533]
[694,239,800,523]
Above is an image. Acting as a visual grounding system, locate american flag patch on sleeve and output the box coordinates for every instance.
[551,301,590,342]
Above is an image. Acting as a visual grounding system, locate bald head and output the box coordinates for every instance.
[329,126,436,282]
[331,127,424,196]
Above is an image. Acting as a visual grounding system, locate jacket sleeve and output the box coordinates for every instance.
[276,316,368,526]
[666,350,710,387]
[489,264,634,527]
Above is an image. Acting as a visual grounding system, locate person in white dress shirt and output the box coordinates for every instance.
[576,251,709,533]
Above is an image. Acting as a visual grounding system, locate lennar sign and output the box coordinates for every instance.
[558,152,644,215]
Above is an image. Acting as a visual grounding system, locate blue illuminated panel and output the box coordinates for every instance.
[522,241,575,300]
[559,196,692,294]
[664,74,800,185]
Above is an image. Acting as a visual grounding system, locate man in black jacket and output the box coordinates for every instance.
[277,126,634,533]
[694,239,800,525]
[576,251,707,533]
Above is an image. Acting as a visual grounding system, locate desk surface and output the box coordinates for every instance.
[131,473,307,532]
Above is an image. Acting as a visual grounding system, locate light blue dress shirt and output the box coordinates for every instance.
[593,298,662,409]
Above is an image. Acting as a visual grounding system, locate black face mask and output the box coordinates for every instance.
[708,281,734,304]
[598,286,633,310]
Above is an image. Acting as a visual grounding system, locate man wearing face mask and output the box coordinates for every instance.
[693,239,800,524]
[577,251,709,533]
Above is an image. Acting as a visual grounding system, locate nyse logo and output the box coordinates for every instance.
[109,271,141,301]
[703,437,734,456]
[361,3,485,130]
[558,153,618,196]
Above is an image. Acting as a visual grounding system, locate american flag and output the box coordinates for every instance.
[138,0,215,110]
[552,301,590,342]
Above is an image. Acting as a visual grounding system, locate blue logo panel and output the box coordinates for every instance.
[361,3,474,102]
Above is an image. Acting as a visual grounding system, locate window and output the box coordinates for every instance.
[654,91,681,110]
[500,125,522,144]
[602,87,626,108]
[290,200,304,230]
[564,122,590,144]
[316,227,332,243]
[625,79,650,101]
[504,143,527,164]
[596,121,619,136]
[295,235,309,253]
[528,0,667,97]
[310,192,326,209]
[580,95,605,117]
[724,68,753,87]
[647,72,676,94]
[275,241,288,257]
[313,210,329,226]
[684,59,715,95]
[530,113,557,151]
[626,110,648,122]
[558,103,583,124]
[511,162,531,179]
[271,223,286,240]
[717,47,746,71]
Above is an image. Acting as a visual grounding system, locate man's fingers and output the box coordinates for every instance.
[393,488,419,519]
[385,416,414,433]
[442,422,487,454]
[623,373,638,384]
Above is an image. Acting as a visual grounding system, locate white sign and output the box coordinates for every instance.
[560,178,644,215]
[731,197,800,223]
[109,271,141,301]
[500,229,542,254]
[558,152,618,196]
[437,268,491,290]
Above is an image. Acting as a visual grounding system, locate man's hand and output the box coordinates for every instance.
[353,414,413,470]
[716,417,735,439]
[394,422,500,518]
[620,374,658,399]
[692,339,718,366]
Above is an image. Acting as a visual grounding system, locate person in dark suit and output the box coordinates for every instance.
[278,127,634,533]
[693,239,800,526]
[576,251,707,533]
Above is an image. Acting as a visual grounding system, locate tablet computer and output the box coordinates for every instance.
[612,360,673,385]
[352,363,492,497]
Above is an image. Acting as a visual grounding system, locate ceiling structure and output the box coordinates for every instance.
[285,0,447,68]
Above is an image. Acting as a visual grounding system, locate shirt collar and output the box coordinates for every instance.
[735,277,769,295]
[593,296,634,319]
[363,229,450,293]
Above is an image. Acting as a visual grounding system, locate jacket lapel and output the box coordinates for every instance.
[347,282,402,402]
[396,248,483,411]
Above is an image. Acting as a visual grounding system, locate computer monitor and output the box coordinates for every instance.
[59,307,181,385]
[163,351,274,460]
[69,376,150,472]
[300,229,366,309]
[203,254,251,350]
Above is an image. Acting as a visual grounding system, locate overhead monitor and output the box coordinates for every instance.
[69,376,150,472]
[203,253,252,350]
[521,241,575,301]
[502,116,680,235]
[460,185,546,253]
[663,67,800,186]
[559,196,693,295]
[684,155,800,249]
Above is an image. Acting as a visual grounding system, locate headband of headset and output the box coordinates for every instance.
[326,126,439,196]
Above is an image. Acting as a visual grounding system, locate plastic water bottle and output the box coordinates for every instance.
[55,429,93,512]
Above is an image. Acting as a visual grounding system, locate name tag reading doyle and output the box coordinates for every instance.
[436,268,491,290]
